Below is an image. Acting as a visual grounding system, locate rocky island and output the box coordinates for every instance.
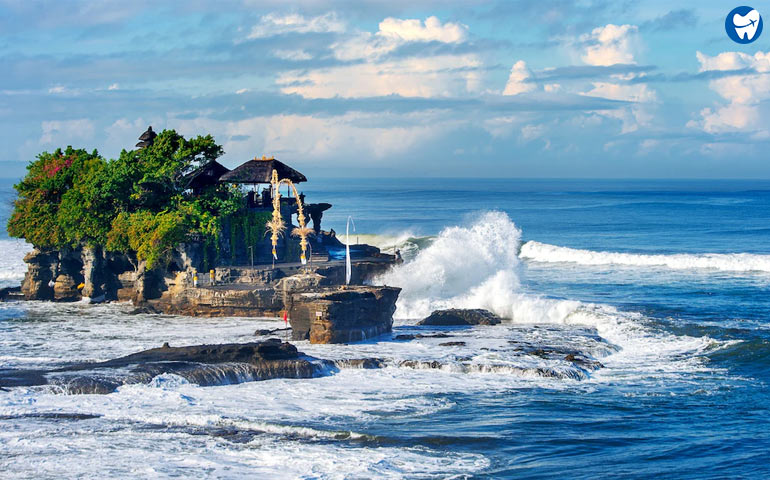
[2,127,607,394]
[6,127,402,345]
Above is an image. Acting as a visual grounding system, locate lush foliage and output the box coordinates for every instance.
[229,210,272,261]
[8,130,244,269]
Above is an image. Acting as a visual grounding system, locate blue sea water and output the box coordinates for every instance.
[1,177,770,479]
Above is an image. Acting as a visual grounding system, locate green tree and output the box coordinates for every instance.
[8,147,105,248]
[8,129,243,270]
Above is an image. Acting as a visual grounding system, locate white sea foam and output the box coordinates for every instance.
[377,211,722,380]
[0,238,33,288]
[520,240,770,273]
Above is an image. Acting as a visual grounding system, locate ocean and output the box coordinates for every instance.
[1,177,769,479]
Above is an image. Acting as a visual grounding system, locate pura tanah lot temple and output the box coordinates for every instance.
[183,154,352,267]
[15,127,402,344]
[136,128,402,343]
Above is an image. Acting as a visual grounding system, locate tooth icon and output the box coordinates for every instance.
[734,9,761,41]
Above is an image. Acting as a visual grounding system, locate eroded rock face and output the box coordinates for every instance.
[418,309,502,326]
[150,285,282,316]
[289,286,401,344]
[19,242,204,303]
[21,249,57,300]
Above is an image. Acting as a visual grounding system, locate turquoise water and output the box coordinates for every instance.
[2,178,770,478]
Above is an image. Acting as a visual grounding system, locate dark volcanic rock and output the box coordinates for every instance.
[129,304,160,315]
[418,309,502,326]
[438,341,466,347]
[333,358,386,369]
[0,286,23,301]
[394,333,452,341]
[289,285,401,344]
[0,340,324,394]
[255,327,291,336]
[94,339,300,367]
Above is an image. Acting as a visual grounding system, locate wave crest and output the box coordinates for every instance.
[520,241,770,273]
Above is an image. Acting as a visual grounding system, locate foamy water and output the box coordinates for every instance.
[520,240,770,273]
[0,239,32,288]
[2,176,769,478]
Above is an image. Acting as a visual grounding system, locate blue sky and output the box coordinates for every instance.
[0,0,768,178]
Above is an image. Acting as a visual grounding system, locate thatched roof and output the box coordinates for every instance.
[219,156,307,184]
[183,160,230,191]
[136,126,157,149]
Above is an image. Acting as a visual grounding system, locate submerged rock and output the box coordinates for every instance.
[394,333,452,341]
[418,309,502,326]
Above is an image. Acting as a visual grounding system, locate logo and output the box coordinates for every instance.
[726,6,763,44]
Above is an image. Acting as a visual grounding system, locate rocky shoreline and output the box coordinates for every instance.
[11,238,404,345]
[0,320,609,394]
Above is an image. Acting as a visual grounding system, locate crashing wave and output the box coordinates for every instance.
[375,211,721,378]
[0,239,33,288]
[520,241,770,273]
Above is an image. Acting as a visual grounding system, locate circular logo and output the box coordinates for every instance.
[726,6,763,44]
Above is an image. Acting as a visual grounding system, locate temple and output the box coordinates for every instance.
[179,154,346,268]
[15,128,401,344]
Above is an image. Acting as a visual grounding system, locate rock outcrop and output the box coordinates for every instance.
[20,249,57,300]
[0,339,324,394]
[289,286,401,344]
[418,308,502,326]
[150,285,282,316]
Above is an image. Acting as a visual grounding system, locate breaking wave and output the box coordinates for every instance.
[519,241,770,273]
[376,211,722,376]
[0,239,32,288]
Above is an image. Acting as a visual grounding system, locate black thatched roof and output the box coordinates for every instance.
[219,156,307,184]
[183,160,230,191]
[136,126,157,149]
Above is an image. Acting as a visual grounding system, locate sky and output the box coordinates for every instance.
[0,0,769,179]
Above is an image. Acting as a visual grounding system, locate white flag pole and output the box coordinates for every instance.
[345,216,356,285]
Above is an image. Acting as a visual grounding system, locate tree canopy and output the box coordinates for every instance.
[8,130,242,269]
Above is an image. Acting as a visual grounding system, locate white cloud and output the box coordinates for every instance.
[333,15,467,61]
[39,119,95,145]
[247,12,345,39]
[581,80,657,134]
[172,112,455,163]
[695,51,770,73]
[502,60,536,96]
[581,24,638,66]
[103,117,155,153]
[273,49,313,61]
[690,50,770,133]
[689,104,759,133]
[582,82,657,102]
[597,106,653,134]
[483,116,522,138]
[279,15,478,99]
[378,16,467,44]
[544,83,561,93]
[521,123,546,141]
[278,54,482,98]
[574,24,656,133]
